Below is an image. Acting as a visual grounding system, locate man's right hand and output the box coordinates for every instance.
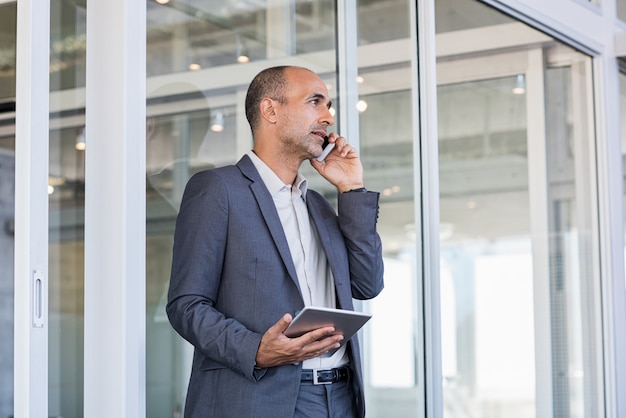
[254,313,344,368]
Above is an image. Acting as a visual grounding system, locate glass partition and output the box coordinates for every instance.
[436,0,603,416]
[144,1,339,415]
[48,1,86,417]
[354,1,421,415]
[0,3,16,418]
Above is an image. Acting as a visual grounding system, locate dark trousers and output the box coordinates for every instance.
[294,379,357,418]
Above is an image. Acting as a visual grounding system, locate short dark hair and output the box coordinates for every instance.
[244,66,291,135]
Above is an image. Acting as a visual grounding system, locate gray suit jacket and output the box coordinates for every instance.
[167,155,384,417]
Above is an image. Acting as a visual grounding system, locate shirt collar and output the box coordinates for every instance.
[246,151,308,200]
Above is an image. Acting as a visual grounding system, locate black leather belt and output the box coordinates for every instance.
[301,367,350,385]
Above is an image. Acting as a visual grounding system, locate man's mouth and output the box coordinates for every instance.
[312,131,327,142]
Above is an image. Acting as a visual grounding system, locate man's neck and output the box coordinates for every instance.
[252,148,301,186]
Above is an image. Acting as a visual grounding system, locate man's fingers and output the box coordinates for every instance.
[270,313,293,334]
[295,328,344,353]
[302,326,337,342]
[268,313,293,335]
[301,334,344,359]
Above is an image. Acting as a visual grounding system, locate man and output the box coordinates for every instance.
[167,65,384,417]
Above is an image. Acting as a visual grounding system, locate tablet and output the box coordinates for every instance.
[284,306,372,347]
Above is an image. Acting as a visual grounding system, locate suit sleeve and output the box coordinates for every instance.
[166,170,263,381]
[337,191,385,300]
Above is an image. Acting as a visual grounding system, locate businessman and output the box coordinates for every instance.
[167,65,384,417]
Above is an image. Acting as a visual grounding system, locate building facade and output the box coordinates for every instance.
[2,0,626,416]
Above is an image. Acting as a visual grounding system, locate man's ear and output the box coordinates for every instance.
[259,97,278,124]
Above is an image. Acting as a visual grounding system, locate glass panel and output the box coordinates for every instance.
[360,88,421,415]
[0,147,14,418]
[0,3,16,102]
[146,0,336,77]
[438,76,535,416]
[618,0,626,21]
[357,0,410,44]
[145,1,338,416]
[436,0,603,417]
[48,1,86,417]
[0,3,16,418]
[355,0,420,415]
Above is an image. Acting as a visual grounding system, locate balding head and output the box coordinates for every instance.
[244,66,316,136]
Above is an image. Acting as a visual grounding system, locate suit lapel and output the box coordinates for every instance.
[236,156,302,293]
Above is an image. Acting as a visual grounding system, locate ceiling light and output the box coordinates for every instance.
[155,0,170,4]
[512,74,526,95]
[356,100,368,112]
[188,63,201,71]
[210,111,225,132]
[236,36,250,63]
[75,127,86,151]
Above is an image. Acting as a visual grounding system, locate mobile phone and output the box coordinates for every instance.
[316,136,336,162]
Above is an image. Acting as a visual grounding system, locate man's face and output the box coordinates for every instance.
[276,68,335,160]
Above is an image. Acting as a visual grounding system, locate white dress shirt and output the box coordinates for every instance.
[247,151,348,369]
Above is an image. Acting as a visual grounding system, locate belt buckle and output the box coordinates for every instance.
[312,369,332,385]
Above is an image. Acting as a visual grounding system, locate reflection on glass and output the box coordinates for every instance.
[436,1,602,416]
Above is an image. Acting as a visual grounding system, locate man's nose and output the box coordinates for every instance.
[321,107,335,125]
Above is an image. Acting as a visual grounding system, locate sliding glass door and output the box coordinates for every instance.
[436,1,603,416]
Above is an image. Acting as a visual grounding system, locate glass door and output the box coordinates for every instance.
[435,2,603,416]
[12,0,52,416]
[4,1,88,416]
